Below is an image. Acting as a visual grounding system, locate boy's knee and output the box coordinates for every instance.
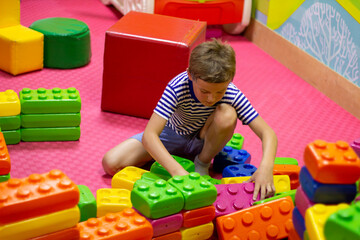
[214,104,237,130]
[102,153,120,176]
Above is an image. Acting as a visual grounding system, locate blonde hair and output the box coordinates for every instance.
[188,39,236,83]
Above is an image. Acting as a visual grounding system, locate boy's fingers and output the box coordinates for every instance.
[252,183,260,200]
[266,184,275,197]
[244,176,253,183]
[260,185,266,200]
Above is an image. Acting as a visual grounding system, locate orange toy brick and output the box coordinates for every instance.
[216,196,294,240]
[304,140,360,184]
[78,208,153,240]
[152,231,182,240]
[0,169,79,225]
[182,205,215,228]
[0,132,11,175]
[29,226,80,240]
[273,164,300,189]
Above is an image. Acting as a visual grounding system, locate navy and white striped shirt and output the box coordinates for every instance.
[154,71,259,136]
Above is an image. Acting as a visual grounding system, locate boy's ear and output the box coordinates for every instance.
[187,69,194,81]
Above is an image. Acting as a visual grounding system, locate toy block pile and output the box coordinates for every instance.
[0,169,81,239]
[0,90,21,144]
[292,140,360,239]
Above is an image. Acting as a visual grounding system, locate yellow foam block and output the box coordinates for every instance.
[0,25,43,75]
[180,222,214,240]
[0,206,80,240]
[96,188,132,217]
[111,166,148,190]
[0,0,20,28]
[0,90,20,116]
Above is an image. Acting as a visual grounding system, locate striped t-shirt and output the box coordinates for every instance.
[154,71,259,136]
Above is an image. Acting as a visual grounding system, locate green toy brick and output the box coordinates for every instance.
[140,172,163,183]
[225,133,244,150]
[253,189,297,205]
[168,172,217,210]
[202,175,222,185]
[324,201,360,240]
[21,113,81,128]
[3,129,20,144]
[274,157,299,165]
[77,185,97,222]
[21,127,80,141]
[150,155,195,180]
[19,88,81,114]
[0,173,10,183]
[131,179,184,219]
[0,115,20,130]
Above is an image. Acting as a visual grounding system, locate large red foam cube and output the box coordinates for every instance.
[101,11,206,118]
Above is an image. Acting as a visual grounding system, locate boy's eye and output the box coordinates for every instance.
[201,90,209,94]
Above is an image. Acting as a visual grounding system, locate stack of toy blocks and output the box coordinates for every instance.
[0,169,81,239]
[0,0,43,75]
[19,87,81,142]
[293,140,360,239]
[0,129,11,182]
[273,157,301,190]
[0,90,21,144]
[101,11,206,118]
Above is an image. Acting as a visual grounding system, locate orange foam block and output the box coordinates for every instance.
[0,132,11,175]
[273,164,300,189]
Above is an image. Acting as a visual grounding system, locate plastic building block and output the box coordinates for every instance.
[216,196,294,240]
[144,212,183,237]
[292,207,305,239]
[299,166,357,203]
[274,157,298,165]
[182,205,215,228]
[324,201,360,240]
[21,127,81,141]
[0,173,10,183]
[77,208,153,240]
[214,182,260,217]
[0,132,11,175]
[305,203,349,240]
[131,179,184,219]
[304,140,360,184]
[273,164,300,189]
[253,189,297,205]
[304,230,310,240]
[168,172,217,210]
[225,133,244,150]
[0,90,20,116]
[0,206,80,240]
[29,226,80,240]
[21,113,81,128]
[96,188,132,217]
[19,88,81,114]
[112,166,148,190]
[101,11,206,118]
[0,115,20,130]
[0,0,20,28]
[0,169,80,225]
[141,172,163,183]
[152,231,182,240]
[213,146,251,173]
[202,175,221,185]
[180,222,214,240]
[150,155,195,180]
[295,185,315,217]
[2,129,20,144]
[78,185,97,222]
[288,221,302,240]
[222,163,257,177]
[351,138,360,157]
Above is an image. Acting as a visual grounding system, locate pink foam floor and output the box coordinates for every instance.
[2,0,360,195]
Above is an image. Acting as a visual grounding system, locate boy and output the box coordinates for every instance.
[103,39,277,200]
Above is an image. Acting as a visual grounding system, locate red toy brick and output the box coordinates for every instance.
[0,169,79,225]
[0,132,10,175]
[182,205,215,228]
[273,164,300,189]
[216,196,294,240]
[78,208,153,240]
[304,140,360,184]
[29,226,80,240]
[152,231,182,240]
[101,11,206,119]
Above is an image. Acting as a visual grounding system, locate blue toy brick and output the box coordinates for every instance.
[168,172,217,210]
[292,207,306,239]
[299,167,357,204]
[213,146,251,173]
[222,164,257,178]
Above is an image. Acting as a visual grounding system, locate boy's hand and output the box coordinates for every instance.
[245,167,275,200]
[172,168,189,177]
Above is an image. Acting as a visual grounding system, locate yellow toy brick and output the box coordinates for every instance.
[0,206,80,240]
[180,222,214,240]
[0,25,43,75]
[111,166,148,190]
[0,0,20,28]
[305,203,349,240]
[96,188,132,217]
[221,175,291,193]
[0,90,20,116]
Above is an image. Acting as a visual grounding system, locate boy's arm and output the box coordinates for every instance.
[247,115,278,200]
[143,113,189,176]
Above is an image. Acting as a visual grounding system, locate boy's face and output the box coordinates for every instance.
[189,74,231,107]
